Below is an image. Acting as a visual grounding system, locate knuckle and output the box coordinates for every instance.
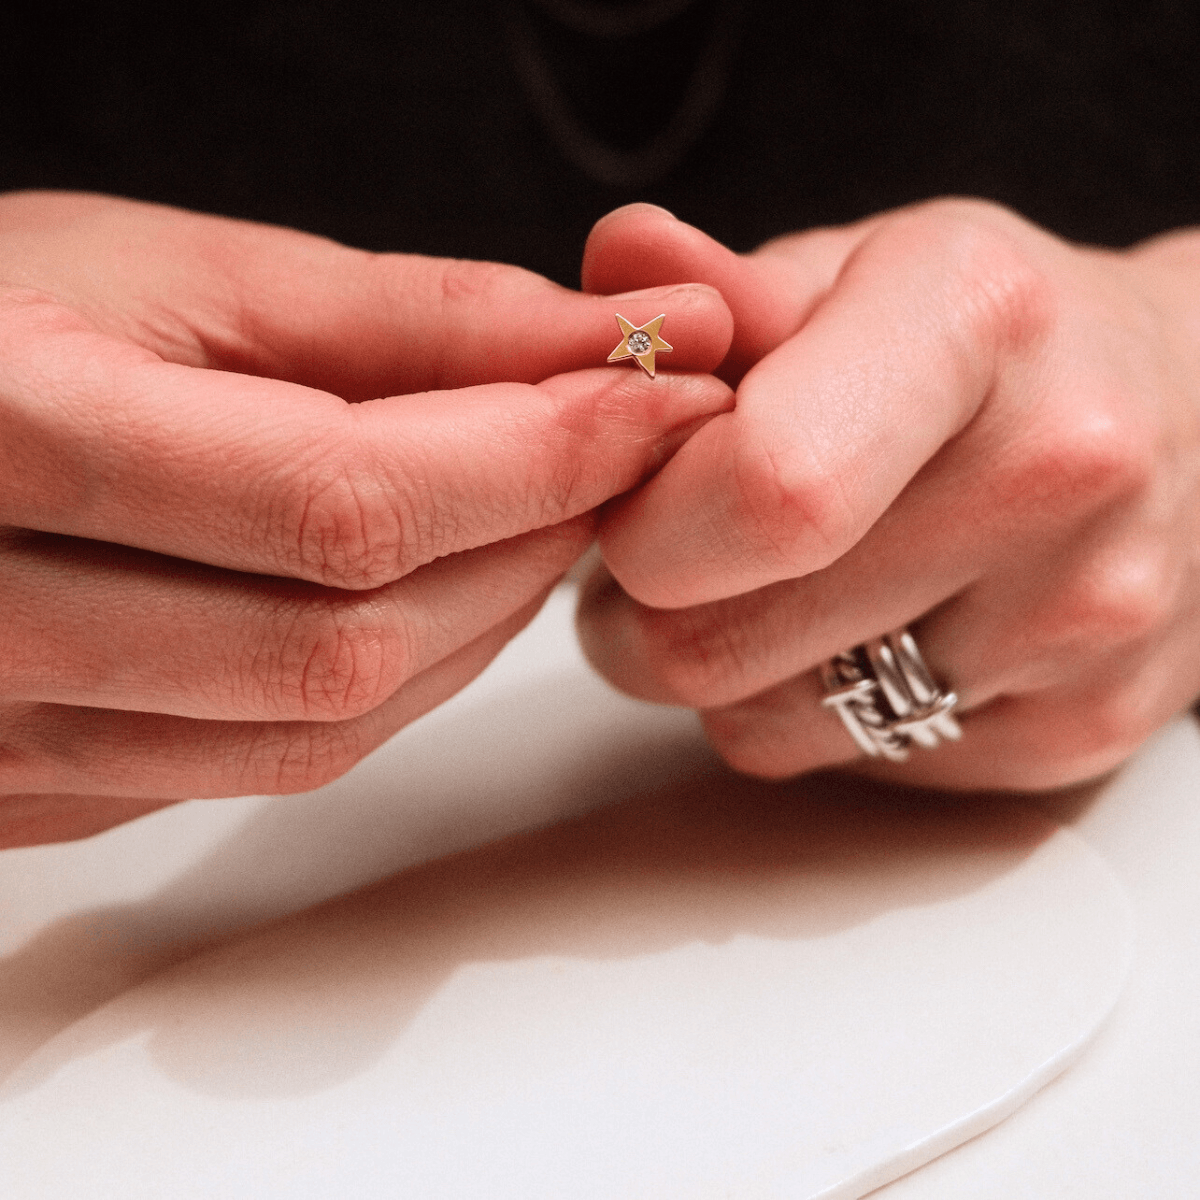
[633,609,744,700]
[549,371,645,456]
[244,721,367,795]
[287,462,417,590]
[0,708,42,793]
[992,406,1153,520]
[435,257,520,307]
[1014,690,1152,788]
[546,372,695,522]
[888,199,1056,354]
[534,440,590,528]
[730,435,858,573]
[269,598,407,722]
[406,256,548,388]
[0,288,89,334]
[633,605,755,708]
[994,750,1089,792]
[1058,412,1152,506]
[1083,690,1154,756]
[701,707,799,780]
[1031,547,1171,655]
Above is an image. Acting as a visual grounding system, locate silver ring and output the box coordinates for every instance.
[820,628,962,762]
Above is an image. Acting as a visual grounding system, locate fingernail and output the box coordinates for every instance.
[609,281,721,303]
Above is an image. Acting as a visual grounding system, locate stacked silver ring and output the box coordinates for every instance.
[820,628,962,761]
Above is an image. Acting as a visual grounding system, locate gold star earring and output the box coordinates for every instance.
[608,313,672,378]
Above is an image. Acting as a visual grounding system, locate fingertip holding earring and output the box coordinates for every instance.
[608,313,672,378]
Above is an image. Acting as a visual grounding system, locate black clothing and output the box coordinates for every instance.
[2,1,1198,285]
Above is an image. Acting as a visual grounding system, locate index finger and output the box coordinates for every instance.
[0,288,734,587]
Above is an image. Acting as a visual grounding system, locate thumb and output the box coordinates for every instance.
[0,192,734,400]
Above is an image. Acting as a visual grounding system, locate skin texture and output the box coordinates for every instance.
[576,200,1200,791]
[0,191,736,846]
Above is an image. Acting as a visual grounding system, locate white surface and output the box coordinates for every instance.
[872,713,1200,1199]
[0,588,1154,1198]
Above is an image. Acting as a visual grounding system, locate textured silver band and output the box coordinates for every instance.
[820,628,962,762]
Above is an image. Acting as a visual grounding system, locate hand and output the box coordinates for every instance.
[0,191,734,845]
[577,199,1200,790]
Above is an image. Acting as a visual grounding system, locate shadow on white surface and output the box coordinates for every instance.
[0,590,1135,1198]
[0,766,1131,1199]
[10,768,1052,1101]
[0,667,713,1086]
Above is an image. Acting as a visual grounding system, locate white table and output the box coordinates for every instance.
[0,585,1196,1198]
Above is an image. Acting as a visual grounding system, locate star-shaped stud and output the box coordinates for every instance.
[607,313,672,378]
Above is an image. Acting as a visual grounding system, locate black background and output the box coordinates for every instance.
[2,1,1198,285]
